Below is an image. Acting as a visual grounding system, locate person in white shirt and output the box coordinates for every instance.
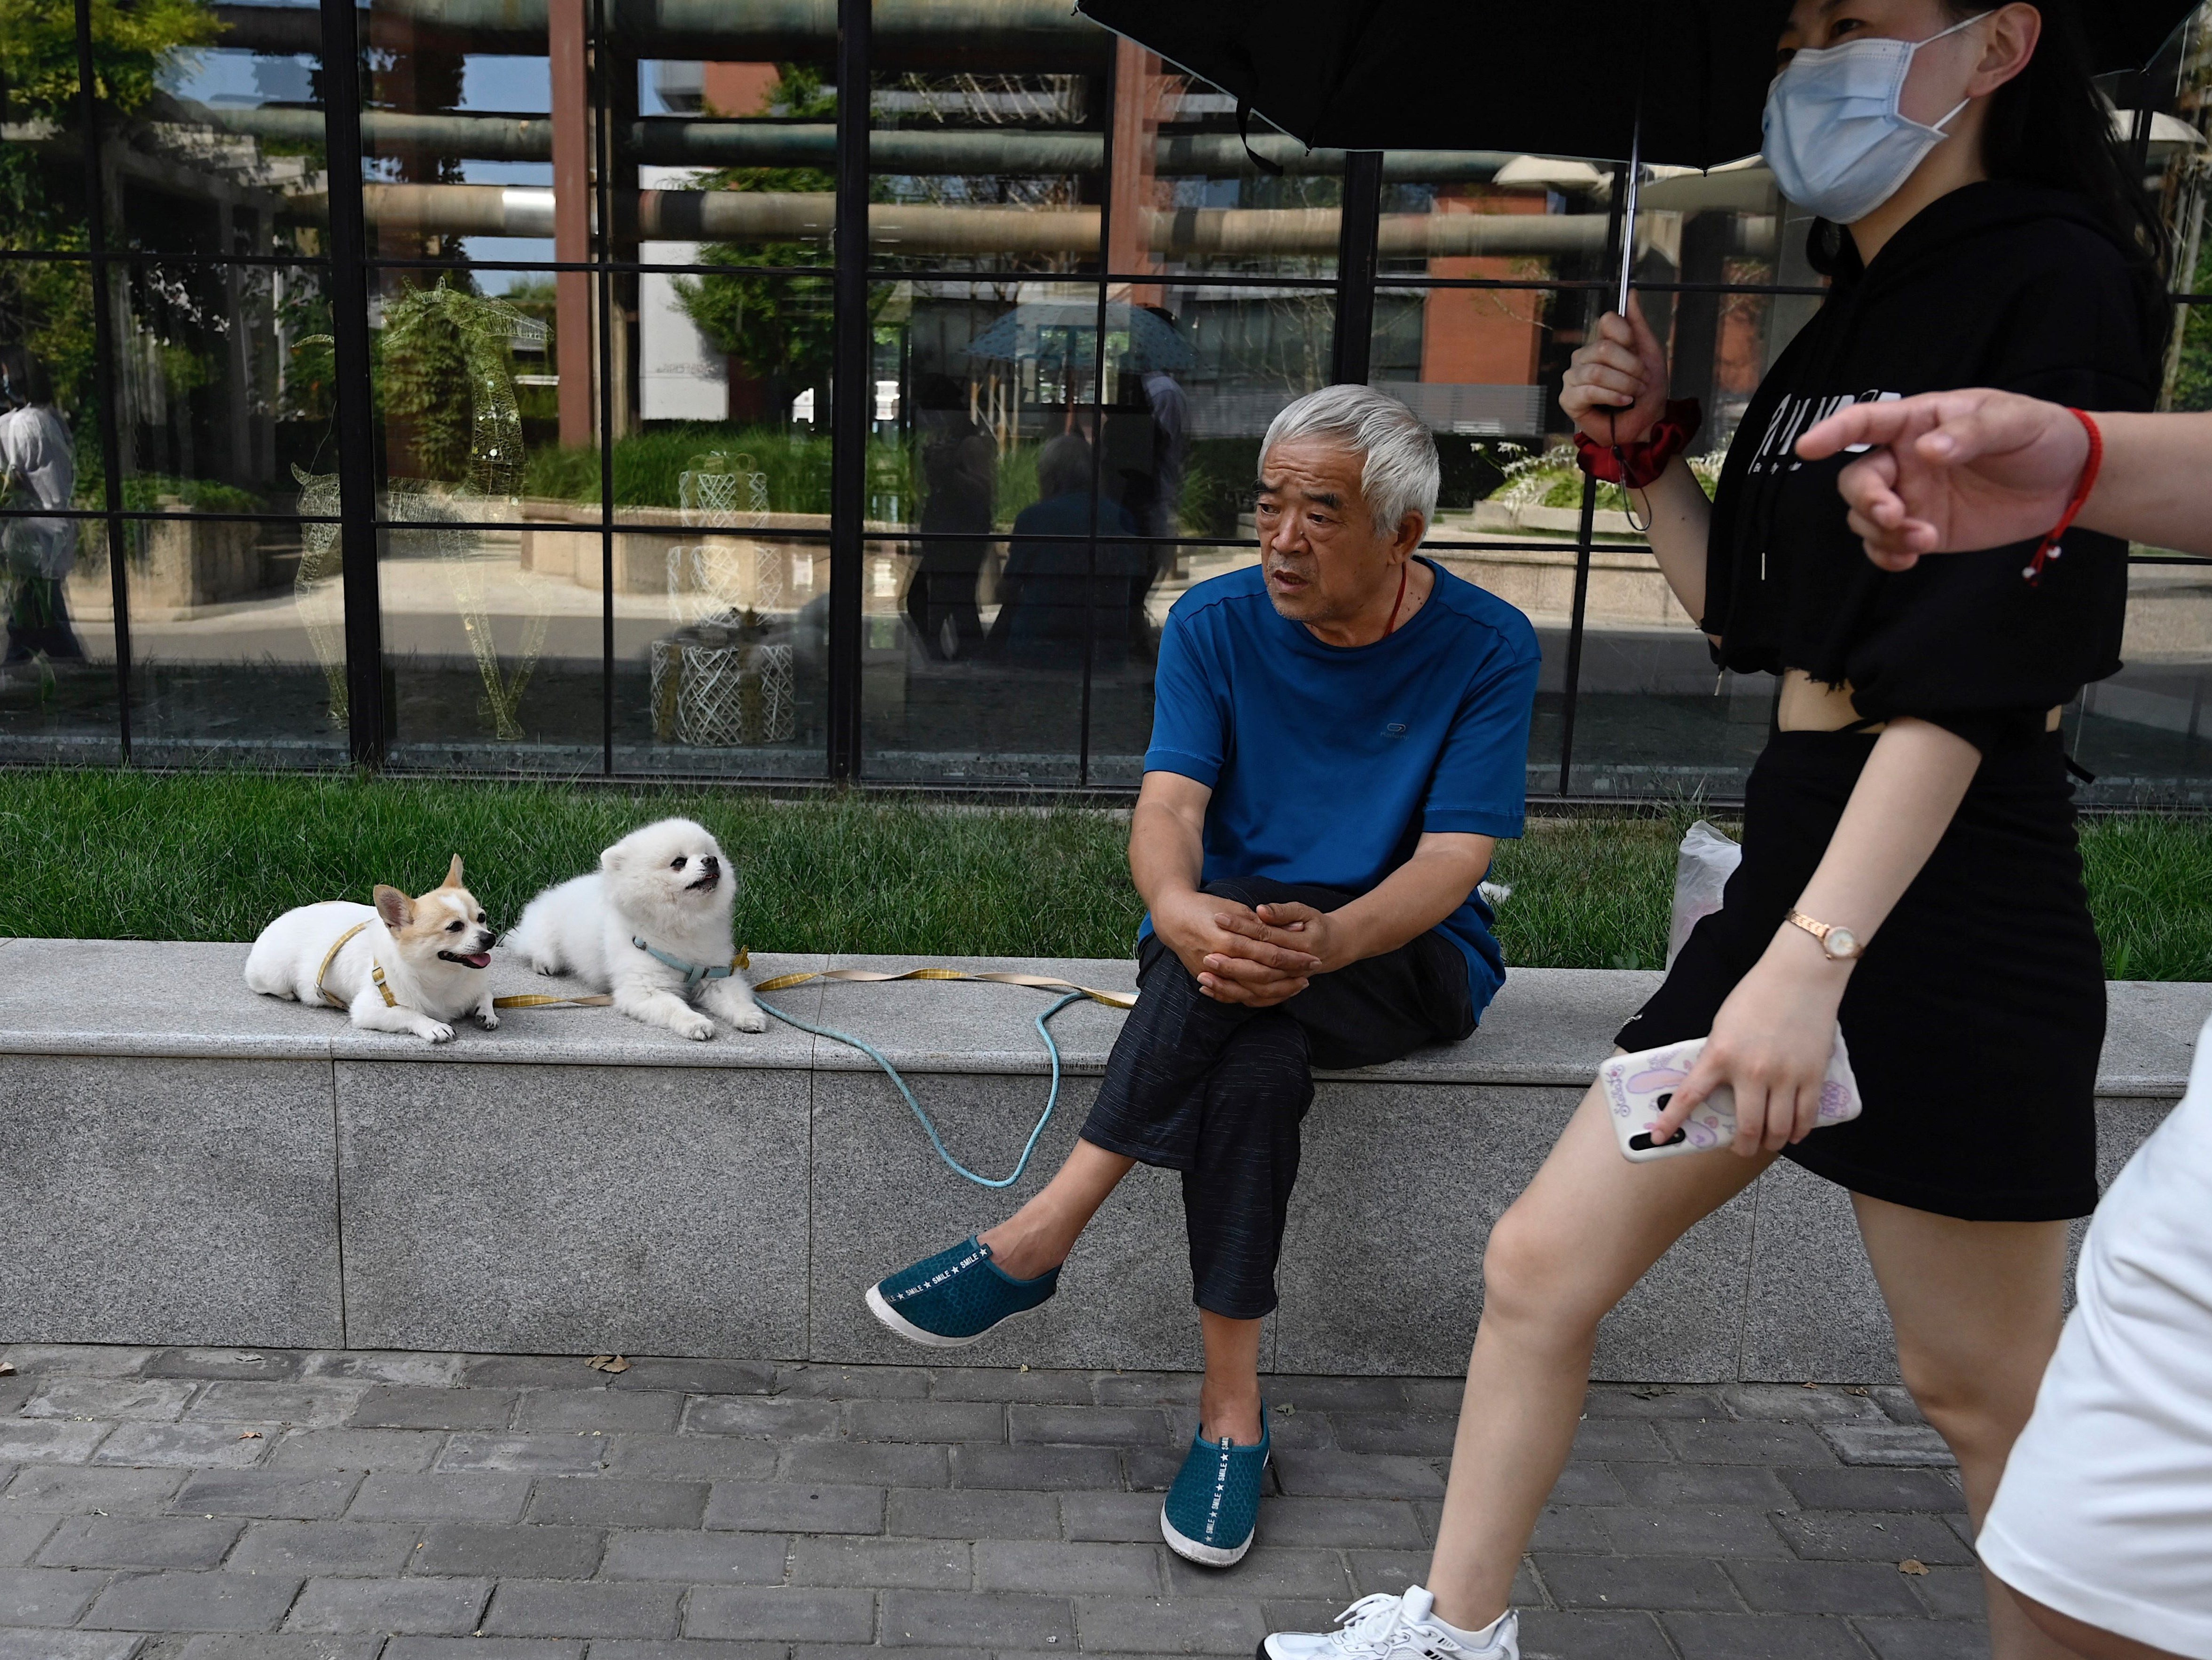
[1801,385,2212,1660]
[0,345,85,665]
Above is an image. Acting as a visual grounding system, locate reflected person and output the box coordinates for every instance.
[986,432,1145,665]
[866,386,1540,1571]
[0,346,84,667]
[906,372,995,660]
[1109,310,1192,656]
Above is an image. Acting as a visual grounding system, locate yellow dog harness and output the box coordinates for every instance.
[317,921,614,1013]
[315,921,397,1010]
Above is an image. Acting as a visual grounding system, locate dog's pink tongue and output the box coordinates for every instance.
[464,952,492,968]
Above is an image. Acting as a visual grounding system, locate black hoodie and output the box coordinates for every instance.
[1703,180,2163,750]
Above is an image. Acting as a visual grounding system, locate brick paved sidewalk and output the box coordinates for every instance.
[0,1345,1984,1660]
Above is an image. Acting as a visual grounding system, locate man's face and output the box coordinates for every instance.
[1254,437,1408,626]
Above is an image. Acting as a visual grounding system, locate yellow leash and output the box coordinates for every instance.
[751,966,1137,1010]
[490,948,749,1010]
[483,956,1140,1015]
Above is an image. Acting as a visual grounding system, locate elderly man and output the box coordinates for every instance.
[864,385,1540,1566]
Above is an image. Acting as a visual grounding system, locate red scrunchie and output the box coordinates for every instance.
[1574,399,1704,491]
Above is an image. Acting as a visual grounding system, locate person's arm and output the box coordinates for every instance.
[1560,293,1713,624]
[1796,392,2212,564]
[1654,718,1982,1154]
[1130,770,1320,1007]
[1212,834,1496,977]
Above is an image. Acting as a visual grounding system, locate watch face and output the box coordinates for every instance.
[1825,927,1860,960]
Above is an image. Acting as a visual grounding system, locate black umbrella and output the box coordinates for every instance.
[1074,0,2200,171]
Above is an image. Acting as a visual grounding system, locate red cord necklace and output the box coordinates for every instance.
[1383,561,1410,636]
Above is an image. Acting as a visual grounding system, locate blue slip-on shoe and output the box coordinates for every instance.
[865,1236,1059,1348]
[1161,1409,1271,1566]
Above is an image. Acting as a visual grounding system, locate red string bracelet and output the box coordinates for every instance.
[2023,409,2103,583]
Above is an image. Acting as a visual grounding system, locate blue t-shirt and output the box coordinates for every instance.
[1142,558,1541,1014]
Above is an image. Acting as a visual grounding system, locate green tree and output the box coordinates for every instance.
[0,0,225,435]
[0,0,221,122]
[673,65,885,420]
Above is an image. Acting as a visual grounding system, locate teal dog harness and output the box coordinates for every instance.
[632,937,746,991]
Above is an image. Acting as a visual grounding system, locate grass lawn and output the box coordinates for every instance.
[2,770,2208,980]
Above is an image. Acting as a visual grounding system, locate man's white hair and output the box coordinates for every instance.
[1261,384,1440,540]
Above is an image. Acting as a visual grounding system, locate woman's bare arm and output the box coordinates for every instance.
[1560,294,1713,623]
[1658,718,1983,1154]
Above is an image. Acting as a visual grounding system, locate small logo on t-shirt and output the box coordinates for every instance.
[1384,722,1407,736]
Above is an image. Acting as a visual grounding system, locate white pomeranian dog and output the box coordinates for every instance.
[245,856,500,1043]
[505,817,767,1041]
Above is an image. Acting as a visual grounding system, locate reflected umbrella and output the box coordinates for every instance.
[963,301,1196,373]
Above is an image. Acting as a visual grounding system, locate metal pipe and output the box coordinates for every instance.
[162,100,1512,180]
[315,0,387,766]
[826,0,869,779]
[353,184,1777,258]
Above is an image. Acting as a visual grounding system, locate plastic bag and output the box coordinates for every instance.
[1668,820,1742,967]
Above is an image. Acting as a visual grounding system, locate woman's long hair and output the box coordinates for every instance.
[1953,0,2170,344]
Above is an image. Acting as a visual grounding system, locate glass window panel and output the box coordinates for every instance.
[1144,113,1346,282]
[2,506,115,765]
[115,514,349,765]
[115,260,337,510]
[2070,559,2212,807]
[862,534,1098,785]
[0,254,99,489]
[879,280,1209,540]
[638,71,838,270]
[1379,153,1617,294]
[85,0,330,259]
[1079,287,1336,785]
[2170,299,2212,412]
[379,516,604,770]
[609,250,838,526]
[371,264,597,526]
[0,251,109,760]
[1374,282,1562,542]
[866,11,1109,275]
[2,100,92,267]
[611,527,829,775]
[1149,278,1334,544]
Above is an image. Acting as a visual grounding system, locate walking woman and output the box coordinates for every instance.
[1257,3,2165,1657]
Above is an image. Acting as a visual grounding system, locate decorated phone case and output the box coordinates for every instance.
[1600,1033,1862,1162]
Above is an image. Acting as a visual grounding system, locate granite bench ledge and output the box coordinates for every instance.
[2,937,2205,1382]
[7,939,2203,1090]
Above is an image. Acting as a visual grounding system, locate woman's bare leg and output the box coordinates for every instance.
[979,1138,1137,1278]
[1425,1082,1774,1629]
[1852,1195,2074,1660]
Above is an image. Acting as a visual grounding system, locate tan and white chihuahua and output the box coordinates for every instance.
[245,856,501,1043]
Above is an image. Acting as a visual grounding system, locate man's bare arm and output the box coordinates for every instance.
[1130,771,1320,1007]
[1212,832,1496,978]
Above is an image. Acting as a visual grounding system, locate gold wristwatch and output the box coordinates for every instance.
[1786,909,1863,961]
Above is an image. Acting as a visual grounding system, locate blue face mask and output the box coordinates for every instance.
[1762,11,1986,225]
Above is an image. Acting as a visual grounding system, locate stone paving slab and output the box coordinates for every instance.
[0,1344,1992,1659]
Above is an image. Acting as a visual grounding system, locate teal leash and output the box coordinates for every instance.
[755,990,1087,1190]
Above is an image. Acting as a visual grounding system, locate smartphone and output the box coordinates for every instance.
[1600,1032,1861,1163]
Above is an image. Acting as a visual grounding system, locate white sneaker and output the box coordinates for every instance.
[1259,1588,1517,1660]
